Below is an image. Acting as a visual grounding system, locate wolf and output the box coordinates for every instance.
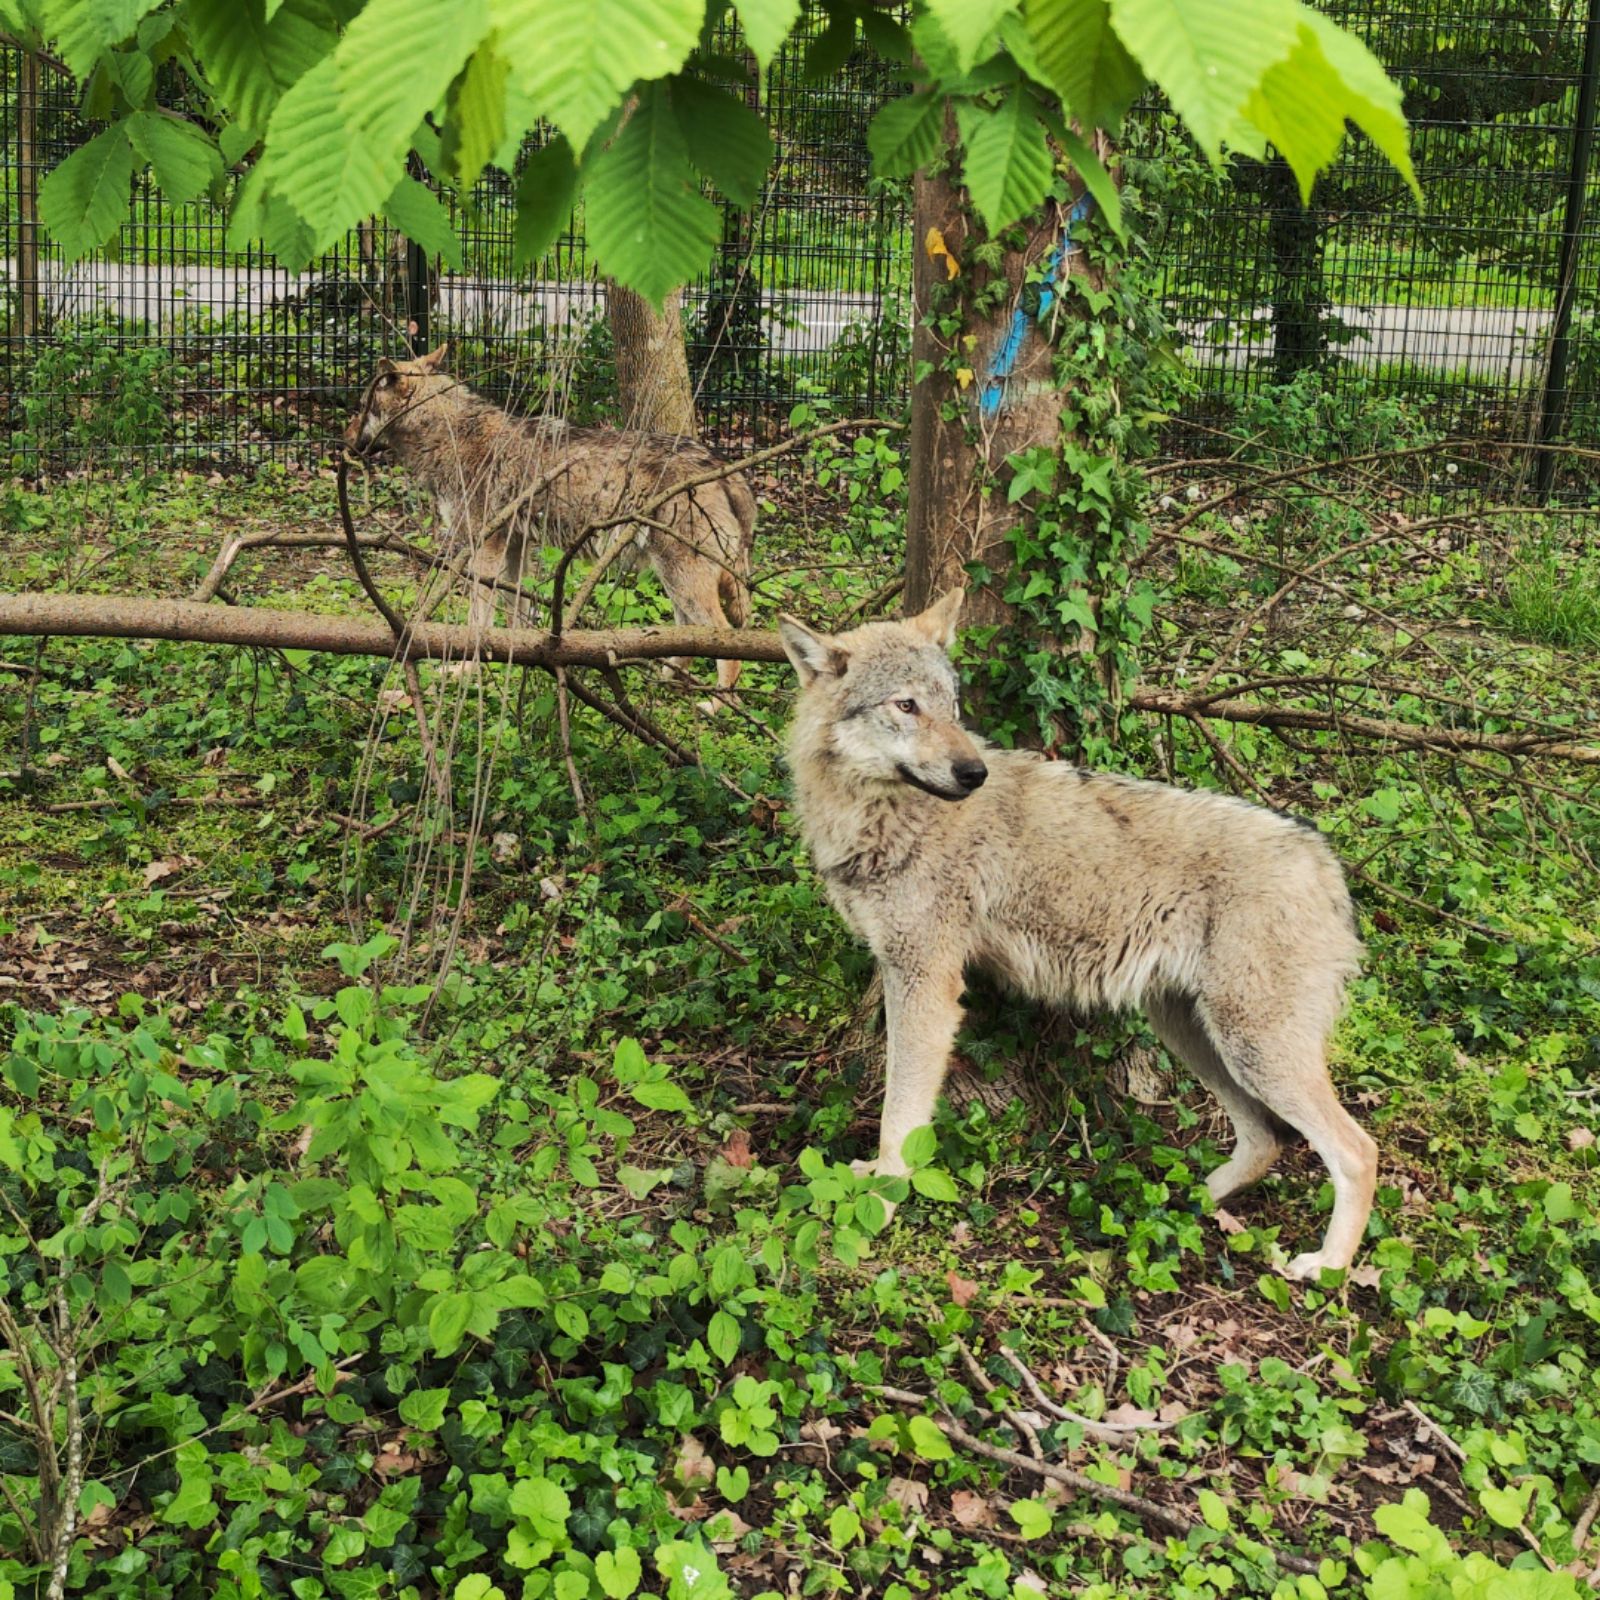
[343,346,757,696]
[779,591,1377,1280]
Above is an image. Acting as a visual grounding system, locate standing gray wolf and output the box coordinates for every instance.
[342,345,757,696]
[779,591,1376,1280]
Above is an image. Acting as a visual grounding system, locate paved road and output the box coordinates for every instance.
[3,259,1555,380]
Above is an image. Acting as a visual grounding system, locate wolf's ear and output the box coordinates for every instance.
[910,588,964,651]
[419,342,450,371]
[778,616,848,687]
[376,357,398,376]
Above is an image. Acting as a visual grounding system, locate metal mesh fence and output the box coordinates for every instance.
[1,0,1596,496]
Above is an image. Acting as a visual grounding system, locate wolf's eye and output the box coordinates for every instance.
[893,698,918,715]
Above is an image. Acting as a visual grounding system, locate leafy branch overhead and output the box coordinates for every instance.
[18,0,1417,300]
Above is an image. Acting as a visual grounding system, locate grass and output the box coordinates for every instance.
[1,449,1598,1599]
[1495,533,1600,651]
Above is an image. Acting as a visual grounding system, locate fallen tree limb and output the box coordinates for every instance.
[0,591,789,668]
[3,591,1598,768]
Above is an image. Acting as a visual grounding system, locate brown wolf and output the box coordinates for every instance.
[343,346,757,696]
[779,591,1377,1280]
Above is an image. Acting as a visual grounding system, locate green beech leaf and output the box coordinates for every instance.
[51,0,164,75]
[489,0,704,154]
[335,0,489,175]
[187,0,336,132]
[384,175,465,272]
[911,1166,960,1202]
[732,0,802,68]
[124,110,222,205]
[670,77,774,207]
[961,89,1054,232]
[427,1291,473,1355]
[448,39,511,191]
[1024,0,1144,130]
[1059,128,1123,238]
[1106,0,1298,156]
[261,55,392,252]
[925,0,1022,71]
[1272,6,1417,198]
[584,84,721,304]
[866,90,947,178]
[38,124,133,260]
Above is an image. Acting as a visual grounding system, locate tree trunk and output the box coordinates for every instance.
[608,285,698,437]
[1264,157,1328,384]
[904,136,1107,623]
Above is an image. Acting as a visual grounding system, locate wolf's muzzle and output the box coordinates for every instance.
[952,759,988,793]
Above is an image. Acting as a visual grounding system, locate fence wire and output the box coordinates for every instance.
[1,0,1596,498]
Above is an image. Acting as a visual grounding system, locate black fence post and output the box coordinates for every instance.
[1534,0,1600,500]
[404,236,431,356]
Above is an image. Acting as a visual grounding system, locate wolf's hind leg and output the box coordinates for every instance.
[1201,1008,1377,1280]
[1146,992,1282,1202]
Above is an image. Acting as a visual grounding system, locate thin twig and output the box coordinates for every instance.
[1404,1401,1558,1572]
[995,1347,1175,1442]
[956,1337,1044,1461]
[870,1384,1318,1574]
[553,667,589,820]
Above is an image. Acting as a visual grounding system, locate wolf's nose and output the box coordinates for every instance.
[953,759,988,793]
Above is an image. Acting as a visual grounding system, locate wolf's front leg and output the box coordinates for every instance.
[855,964,964,1209]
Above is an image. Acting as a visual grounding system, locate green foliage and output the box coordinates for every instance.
[28,0,1416,304]
[4,461,1600,1597]
[15,318,175,467]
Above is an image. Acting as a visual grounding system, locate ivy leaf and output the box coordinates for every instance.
[866,90,947,179]
[670,77,773,208]
[489,0,704,155]
[508,1476,571,1541]
[1478,1482,1532,1530]
[448,39,511,192]
[584,84,721,304]
[384,175,465,272]
[1023,0,1144,131]
[1106,0,1298,157]
[960,89,1055,233]
[51,0,164,75]
[38,125,133,261]
[396,1387,450,1430]
[732,0,802,69]
[124,110,222,205]
[335,0,489,179]
[261,56,393,253]
[1010,1498,1053,1538]
[907,1414,953,1461]
[512,138,578,271]
[595,1546,643,1599]
[925,0,1021,71]
[187,0,336,133]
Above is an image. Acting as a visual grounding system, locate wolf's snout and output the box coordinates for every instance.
[952,759,988,793]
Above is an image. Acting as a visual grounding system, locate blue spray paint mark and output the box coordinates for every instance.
[978,190,1098,420]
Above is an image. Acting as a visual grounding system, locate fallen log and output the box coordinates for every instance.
[2,590,1597,768]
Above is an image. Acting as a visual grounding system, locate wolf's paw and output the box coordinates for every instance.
[1283,1251,1347,1283]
